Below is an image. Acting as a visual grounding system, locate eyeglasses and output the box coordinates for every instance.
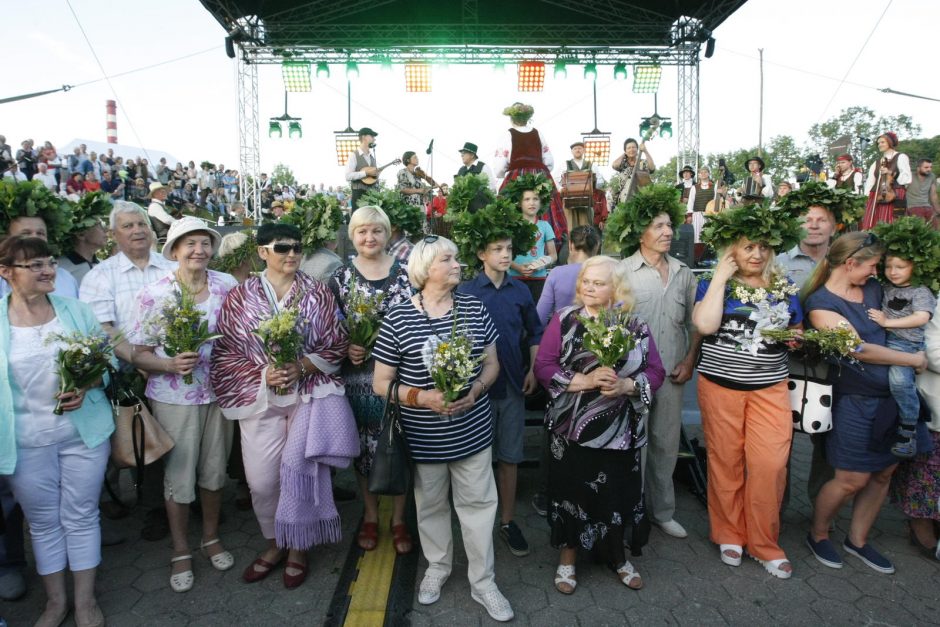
[10,258,58,273]
[423,235,439,244]
[849,233,878,258]
[262,243,303,255]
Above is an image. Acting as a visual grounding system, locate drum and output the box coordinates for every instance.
[562,170,594,228]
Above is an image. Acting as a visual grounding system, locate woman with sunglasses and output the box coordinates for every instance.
[129,217,238,593]
[371,236,512,622]
[803,232,928,574]
[211,223,357,590]
[0,237,113,627]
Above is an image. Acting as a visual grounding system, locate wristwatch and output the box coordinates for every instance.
[632,379,641,395]
[298,359,310,378]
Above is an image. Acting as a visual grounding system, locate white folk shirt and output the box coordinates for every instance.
[493,125,554,178]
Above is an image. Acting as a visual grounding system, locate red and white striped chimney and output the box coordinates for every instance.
[106,100,117,144]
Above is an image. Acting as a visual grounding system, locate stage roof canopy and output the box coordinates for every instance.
[200,0,747,65]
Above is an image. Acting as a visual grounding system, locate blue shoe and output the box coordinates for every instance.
[891,428,917,459]
[843,539,895,574]
[806,534,843,569]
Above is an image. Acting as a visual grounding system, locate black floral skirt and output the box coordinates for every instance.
[547,433,649,560]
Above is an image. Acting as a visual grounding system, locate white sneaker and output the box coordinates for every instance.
[471,587,514,622]
[655,519,688,539]
[417,572,448,605]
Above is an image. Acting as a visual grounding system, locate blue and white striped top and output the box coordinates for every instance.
[372,291,498,463]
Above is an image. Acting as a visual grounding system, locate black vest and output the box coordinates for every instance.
[566,159,592,172]
[456,160,486,177]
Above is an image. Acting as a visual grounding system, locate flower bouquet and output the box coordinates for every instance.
[343,277,385,354]
[143,282,221,384]
[578,308,637,367]
[46,330,118,415]
[761,321,862,364]
[422,317,484,408]
[253,306,305,395]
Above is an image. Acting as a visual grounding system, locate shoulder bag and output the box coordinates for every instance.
[368,381,411,496]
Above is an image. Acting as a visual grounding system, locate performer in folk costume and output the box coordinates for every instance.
[610,137,656,206]
[828,154,863,194]
[494,103,568,242]
[557,141,609,229]
[676,165,696,204]
[862,132,912,230]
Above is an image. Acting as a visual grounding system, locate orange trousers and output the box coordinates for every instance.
[698,376,793,561]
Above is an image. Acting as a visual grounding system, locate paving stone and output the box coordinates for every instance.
[670,601,728,625]
[809,598,867,625]
[803,572,862,602]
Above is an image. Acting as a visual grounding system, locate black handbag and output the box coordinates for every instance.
[368,381,411,496]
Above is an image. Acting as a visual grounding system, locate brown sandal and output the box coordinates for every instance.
[357,521,378,551]
[391,523,413,555]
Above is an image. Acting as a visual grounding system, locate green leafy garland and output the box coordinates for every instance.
[209,230,261,275]
[499,172,553,212]
[446,174,496,214]
[360,187,424,236]
[604,184,686,258]
[701,201,805,254]
[871,216,940,291]
[777,180,865,231]
[278,194,344,254]
[502,102,534,122]
[450,197,537,269]
[0,180,73,255]
[70,191,111,232]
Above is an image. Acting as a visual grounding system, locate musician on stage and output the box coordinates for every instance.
[685,167,724,242]
[494,103,568,242]
[611,138,655,205]
[739,156,773,201]
[344,127,379,212]
[675,165,696,205]
[556,141,608,229]
[862,132,911,229]
[397,151,432,208]
[455,142,497,192]
[828,154,862,194]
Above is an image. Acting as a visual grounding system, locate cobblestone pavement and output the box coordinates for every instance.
[3,425,939,626]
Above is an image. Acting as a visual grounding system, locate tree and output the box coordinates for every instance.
[897,135,940,175]
[271,163,296,187]
[808,106,921,166]
[763,135,805,178]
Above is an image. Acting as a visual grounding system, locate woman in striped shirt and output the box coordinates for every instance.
[372,236,513,622]
[693,203,804,580]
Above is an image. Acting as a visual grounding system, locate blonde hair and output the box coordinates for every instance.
[407,236,459,289]
[218,231,248,258]
[347,205,391,240]
[801,231,885,301]
[574,255,634,312]
[722,236,778,285]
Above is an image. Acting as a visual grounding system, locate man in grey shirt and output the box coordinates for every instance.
[905,158,938,226]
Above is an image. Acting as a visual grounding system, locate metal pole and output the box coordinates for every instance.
[758,48,764,157]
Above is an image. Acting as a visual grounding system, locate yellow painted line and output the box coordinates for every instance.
[344,497,397,627]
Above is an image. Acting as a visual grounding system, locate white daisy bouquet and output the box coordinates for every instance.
[422,316,483,404]
[45,330,118,415]
[761,321,863,363]
[578,308,638,367]
[142,282,221,385]
[253,305,305,395]
[343,276,386,353]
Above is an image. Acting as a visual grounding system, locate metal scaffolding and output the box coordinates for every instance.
[235,46,261,221]
[677,50,701,175]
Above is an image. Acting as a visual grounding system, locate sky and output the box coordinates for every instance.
[3,0,938,188]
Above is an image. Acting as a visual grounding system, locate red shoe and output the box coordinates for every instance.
[242,555,283,583]
[391,523,413,555]
[283,560,308,589]
[357,521,378,551]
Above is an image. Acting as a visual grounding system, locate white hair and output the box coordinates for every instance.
[109,200,149,230]
[407,236,458,290]
[218,231,248,258]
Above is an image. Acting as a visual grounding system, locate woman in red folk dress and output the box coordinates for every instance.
[494,102,568,244]
[861,131,912,229]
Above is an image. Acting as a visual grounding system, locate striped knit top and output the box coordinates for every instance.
[695,279,803,390]
[372,291,498,463]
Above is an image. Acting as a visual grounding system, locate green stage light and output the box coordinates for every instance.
[554,61,567,79]
[316,62,330,78]
[633,65,662,93]
[281,61,311,92]
[380,57,393,72]
[583,63,597,80]
[346,62,359,79]
[288,121,303,139]
[639,119,652,137]
[659,121,673,139]
[613,63,628,80]
[494,62,506,72]
[268,121,282,139]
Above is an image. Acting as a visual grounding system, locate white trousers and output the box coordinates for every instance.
[239,413,292,540]
[9,436,109,575]
[413,448,498,595]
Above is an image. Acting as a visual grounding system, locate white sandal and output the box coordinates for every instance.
[200,538,235,571]
[615,561,643,590]
[752,555,793,579]
[719,544,743,567]
[170,554,194,592]
[553,564,577,594]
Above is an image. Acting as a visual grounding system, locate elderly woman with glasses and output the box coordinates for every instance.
[803,232,928,575]
[211,223,357,590]
[0,237,113,627]
[328,206,414,555]
[371,236,513,622]
[129,217,238,593]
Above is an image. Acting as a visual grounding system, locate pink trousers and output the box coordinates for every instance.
[239,412,294,539]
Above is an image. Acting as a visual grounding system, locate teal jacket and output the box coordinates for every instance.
[0,295,114,475]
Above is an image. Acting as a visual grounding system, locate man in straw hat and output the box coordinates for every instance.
[147,182,177,240]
